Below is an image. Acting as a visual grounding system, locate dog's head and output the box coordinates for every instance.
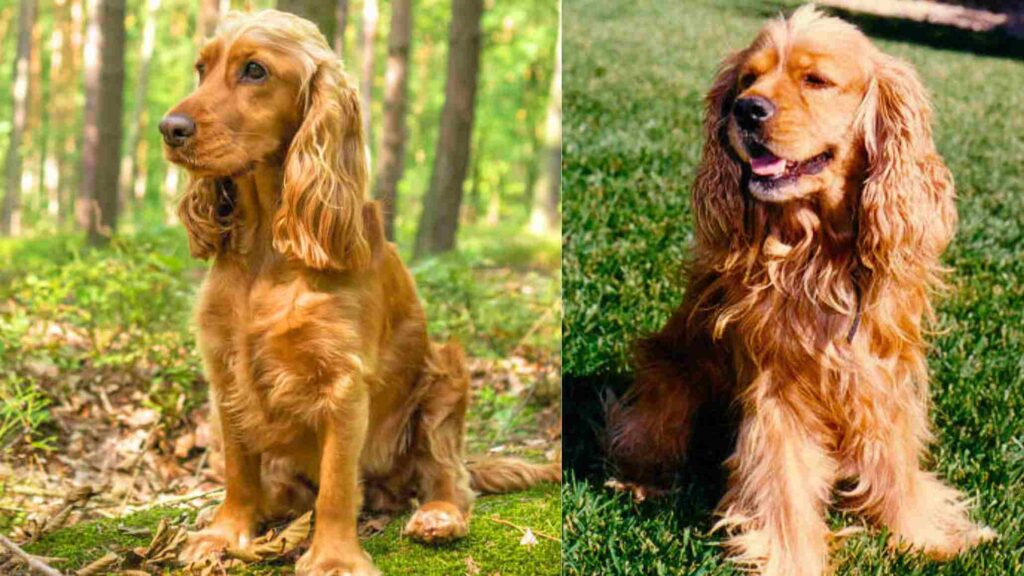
[694,5,955,276]
[161,10,370,271]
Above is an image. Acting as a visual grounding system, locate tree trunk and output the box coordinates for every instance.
[59,0,84,228]
[277,0,336,41]
[1,0,37,236]
[372,0,411,241]
[360,0,379,151]
[120,0,160,211]
[529,23,561,234]
[25,9,44,220]
[334,0,349,58]
[413,0,484,258]
[196,0,220,42]
[43,0,71,221]
[79,0,126,246]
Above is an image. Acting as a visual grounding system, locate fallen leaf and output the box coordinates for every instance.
[75,551,120,576]
[248,511,312,558]
[174,433,196,459]
[125,408,159,428]
[519,528,537,549]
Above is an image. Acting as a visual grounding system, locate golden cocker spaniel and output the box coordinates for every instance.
[608,6,995,576]
[159,10,558,576]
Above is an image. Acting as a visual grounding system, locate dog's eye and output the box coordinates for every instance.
[740,72,757,88]
[803,73,833,89]
[241,61,268,82]
[195,62,206,79]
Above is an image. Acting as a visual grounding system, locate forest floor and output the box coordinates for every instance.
[562,0,1024,575]
[0,223,562,575]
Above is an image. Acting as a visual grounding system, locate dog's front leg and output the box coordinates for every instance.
[840,361,996,559]
[181,398,262,562]
[296,381,379,576]
[716,371,836,576]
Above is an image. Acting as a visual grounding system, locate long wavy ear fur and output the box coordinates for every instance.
[858,55,956,284]
[178,177,229,259]
[273,61,371,271]
[692,52,746,248]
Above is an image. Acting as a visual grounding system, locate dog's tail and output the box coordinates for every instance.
[467,457,562,494]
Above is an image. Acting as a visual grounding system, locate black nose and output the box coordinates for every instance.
[159,113,196,147]
[733,96,776,130]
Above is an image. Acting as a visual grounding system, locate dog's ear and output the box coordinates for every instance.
[273,61,371,271]
[692,52,747,248]
[178,176,228,259]
[858,55,956,284]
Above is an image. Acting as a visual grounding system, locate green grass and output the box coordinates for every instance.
[562,0,1024,574]
[22,485,560,575]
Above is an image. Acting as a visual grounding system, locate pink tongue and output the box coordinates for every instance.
[750,155,787,177]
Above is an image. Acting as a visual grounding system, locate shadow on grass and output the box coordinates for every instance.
[731,1,1024,60]
[563,371,740,519]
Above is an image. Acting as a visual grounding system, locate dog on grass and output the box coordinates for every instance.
[607,6,995,575]
[159,11,558,576]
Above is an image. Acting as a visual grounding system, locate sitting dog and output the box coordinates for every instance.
[608,6,994,576]
[159,11,558,575]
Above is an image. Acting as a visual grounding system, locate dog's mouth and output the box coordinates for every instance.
[745,141,833,185]
[165,149,256,180]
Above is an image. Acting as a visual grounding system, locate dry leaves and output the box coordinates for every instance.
[185,511,312,573]
[130,518,189,568]
[74,551,120,576]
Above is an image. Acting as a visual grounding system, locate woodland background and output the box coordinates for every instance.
[0,0,561,250]
[0,0,562,574]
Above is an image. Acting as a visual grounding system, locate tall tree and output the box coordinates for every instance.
[1,0,37,236]
[360,0,379,149]
[413,0,484,258]
[78,0,126,245]
[59,0,85,227]
[334,0,349,58]
[277,0,336,41]
[373,0,411,240]
[196,0,220,42]
[120,0,161,208]
[529,22,561,234]
[43,0,72,220]
[25,6,44,217]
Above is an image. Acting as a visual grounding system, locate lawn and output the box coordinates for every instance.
[0,222,561,574]
[562,0,1024,574]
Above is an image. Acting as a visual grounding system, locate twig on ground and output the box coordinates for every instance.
[191,449,209,483]
[2,486,66,499]
[121,487,224,515]
[485,515,560,542]
[511,299,559,356]
[117,427,160,515]
[0,533,63,576]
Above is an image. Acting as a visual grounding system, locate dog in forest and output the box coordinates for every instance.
[159,11,558,576]
[607,6,994,576]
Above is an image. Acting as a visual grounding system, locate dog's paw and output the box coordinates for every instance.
[889,522,998,560]
[179,525,251,564]
[604,478,670,503]
[295,546,380,576]
[403,501,469,543]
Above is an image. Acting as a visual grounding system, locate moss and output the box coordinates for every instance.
[24,507,194,570]
[23,484,560,575]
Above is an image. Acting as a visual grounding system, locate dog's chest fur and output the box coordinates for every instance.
[197,258,375,453]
